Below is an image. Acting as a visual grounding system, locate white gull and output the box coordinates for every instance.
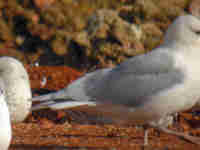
[31,15,200,145]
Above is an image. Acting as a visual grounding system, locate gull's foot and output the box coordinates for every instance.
[158,127,200,145]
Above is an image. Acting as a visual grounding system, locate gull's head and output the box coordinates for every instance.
[163,15,200,46]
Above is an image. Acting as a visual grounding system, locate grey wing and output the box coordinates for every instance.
[32,47,184,112]
[83,48,184,107]
[116,47,176,74]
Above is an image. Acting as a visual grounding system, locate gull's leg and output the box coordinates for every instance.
[144,129,149,146]
[150,115,200,144]
[134,125,149,146]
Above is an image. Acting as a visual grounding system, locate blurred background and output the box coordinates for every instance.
[0,0,198,71]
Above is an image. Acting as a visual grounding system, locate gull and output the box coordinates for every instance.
[0,57,32,123]
[0,78,12,150]
[31,15,200,145]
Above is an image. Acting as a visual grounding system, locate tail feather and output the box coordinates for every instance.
[31,100,96,111]
[31,89,67,102]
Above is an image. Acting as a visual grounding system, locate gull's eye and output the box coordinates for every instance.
[195,31,200,35]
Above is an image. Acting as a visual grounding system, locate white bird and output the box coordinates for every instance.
[0,79,12,150]
[0,57,32,123]
[30,15,200,145]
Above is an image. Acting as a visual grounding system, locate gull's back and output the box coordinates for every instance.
[82,48,182,104]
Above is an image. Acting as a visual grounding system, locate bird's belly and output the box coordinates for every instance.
[149,77,200,115]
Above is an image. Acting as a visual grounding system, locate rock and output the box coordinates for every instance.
[0,48,28,64]
[34,0,55,9]
[0,0,194,69]
[189,0,200,17]
[141,23,163,50]
[70,9,145,69]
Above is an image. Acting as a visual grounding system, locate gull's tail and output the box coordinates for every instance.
[31,89,68,102]
[31,98,96,111]
[31,68,112,110]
